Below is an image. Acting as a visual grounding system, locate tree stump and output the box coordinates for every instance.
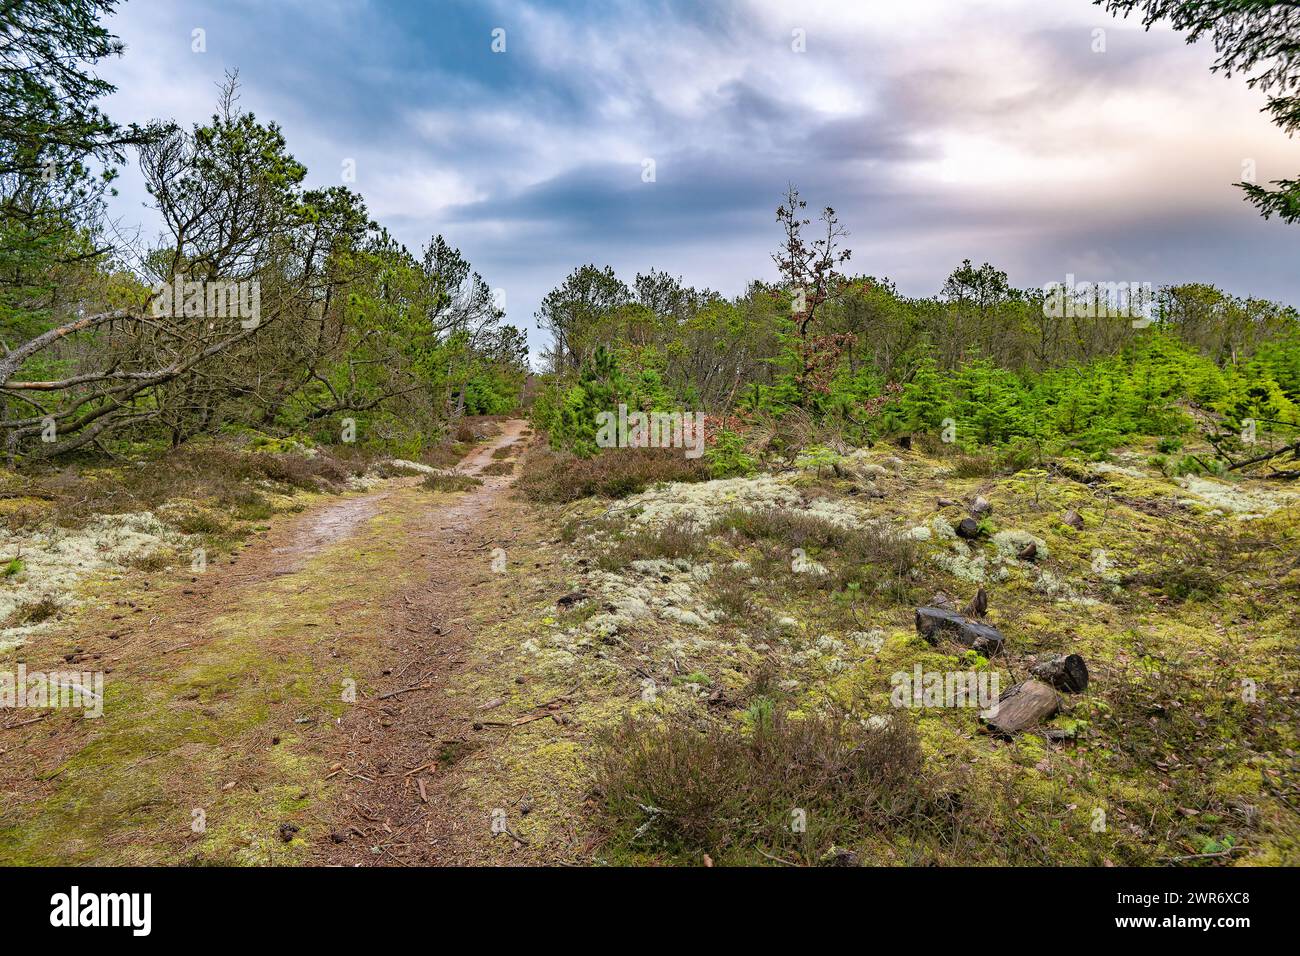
[914,606,1005,655]
[1029,653,1089,693]
[963,586,988,618]
[980,679,1061,736]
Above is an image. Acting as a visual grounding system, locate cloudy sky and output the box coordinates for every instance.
[98,0,1300,360]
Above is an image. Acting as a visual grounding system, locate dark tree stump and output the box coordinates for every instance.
[1030,653,1089,693]
[980,679,1061,736]
[914,606,1005,655]
[955,517,981,539]
[963,586,988,618]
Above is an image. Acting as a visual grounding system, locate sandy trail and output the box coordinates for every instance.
[0,419,547,865]
[264,419,527,573]
[456,419,528,475]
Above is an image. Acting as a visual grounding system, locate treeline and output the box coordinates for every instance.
[0,1,526,463]
[534,188,1300,474]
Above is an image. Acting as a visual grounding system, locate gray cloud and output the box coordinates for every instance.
[97,0,1300,360]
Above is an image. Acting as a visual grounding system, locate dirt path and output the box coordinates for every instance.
[0,419,572,865]
[311,417,569,865]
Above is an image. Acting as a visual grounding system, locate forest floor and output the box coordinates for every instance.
[1,423,1297,865]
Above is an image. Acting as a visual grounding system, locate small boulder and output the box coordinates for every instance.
[856,481,886,499]
[955,517,982,539]
[1062,509,1084,530]
[819,846,859,867]
[970,495,992,517]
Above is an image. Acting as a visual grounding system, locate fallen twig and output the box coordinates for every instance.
[1,713,49,731]
[1160,846,1249,863]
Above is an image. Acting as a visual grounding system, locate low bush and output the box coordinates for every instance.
[3,594,63,628]
[594,709,959,862]
[3,440,373,534]
[716,507,919,604]
[517,445,707,503]
[595,518,707,571]
[421,472,483,493]
[705,560,756,620]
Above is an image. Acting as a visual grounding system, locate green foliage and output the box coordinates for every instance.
[461,368,520,415]
[0,0,160,344]
[1,3,527,461]
[875,332,1300,459]
[882,357,947,434]
[705,429,755,479]
[549,345,629,457]
[1252,331,1300,402]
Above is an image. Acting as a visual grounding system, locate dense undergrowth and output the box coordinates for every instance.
[498,422,1299,866]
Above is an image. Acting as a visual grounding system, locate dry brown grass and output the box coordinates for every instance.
[420,472,483,493]
[517,445,707,503]
[705,560,756,620]
[451,416,503,445]
[715,507,921,602]
[1,441,372,534]
[1,594,64,629]
[594,708,964,863]
[419,442,473,471]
